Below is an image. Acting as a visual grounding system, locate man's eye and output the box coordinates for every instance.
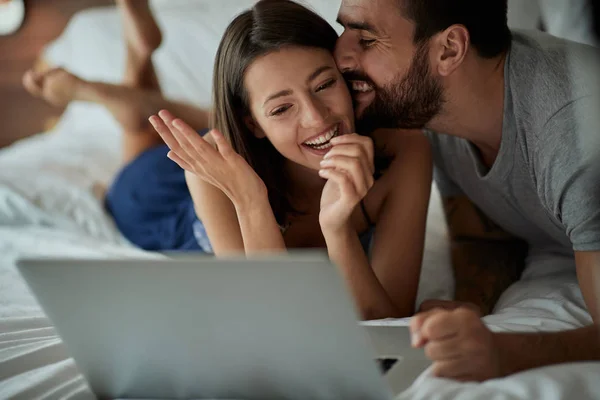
[271,105,291,116]
[359,38,376,48]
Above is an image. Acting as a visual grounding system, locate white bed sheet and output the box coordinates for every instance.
[0,1,597,399]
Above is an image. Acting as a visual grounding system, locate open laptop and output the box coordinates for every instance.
[17,254,430,400]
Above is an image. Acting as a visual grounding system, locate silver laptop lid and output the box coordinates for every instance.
[17,256,393,400]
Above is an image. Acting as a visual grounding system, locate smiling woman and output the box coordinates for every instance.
[207,2,349,228]
[243,47,354,176]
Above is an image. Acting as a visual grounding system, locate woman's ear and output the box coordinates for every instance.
[244,116,266,139]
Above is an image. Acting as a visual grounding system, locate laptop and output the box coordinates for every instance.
[16,254,430,400]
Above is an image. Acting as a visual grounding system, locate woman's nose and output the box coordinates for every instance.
[302,97,330,128]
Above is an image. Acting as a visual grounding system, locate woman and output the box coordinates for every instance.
[23,0,432,320]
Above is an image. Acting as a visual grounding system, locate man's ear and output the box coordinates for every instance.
[431,24,469,77]
[244,115,266,139]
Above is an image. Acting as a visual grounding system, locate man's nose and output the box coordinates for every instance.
[334,33,359,73]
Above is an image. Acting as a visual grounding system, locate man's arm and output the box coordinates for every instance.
[576,251,600,323]
[493,251,600,375]
[442,196,529,315]
[411,251,600,381]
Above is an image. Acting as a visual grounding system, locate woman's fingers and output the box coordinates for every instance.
[155,110,186,150]
[330,133,374,157]
[149,115,197,166]
[159,110,229,167]
[171,118,220,158]
[318,168,357,201]
[210,129,236,159]
[167,151,220,187]
[158,111,201,159]
[320,155,373,197]
[329,133,375,172]
[324,143,373,176]
[166,150,194,172]
[153,110,225,168]
[149,115,177,148]
[157,109,177,126]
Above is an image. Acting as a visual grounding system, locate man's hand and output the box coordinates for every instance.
[419,299,483,316]
[410,307,504,382]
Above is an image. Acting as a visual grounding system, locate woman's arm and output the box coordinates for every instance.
[323,226,402,320]
[367,131,432,317]
[320,131,432,320]
[233,193,287,255]
[150,110,286,255]
[184,171,243,255]
[186,172,286,256]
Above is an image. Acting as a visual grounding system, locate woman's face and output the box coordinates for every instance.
[244,46,355,171]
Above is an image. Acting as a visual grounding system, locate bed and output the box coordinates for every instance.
[0,1,598,399]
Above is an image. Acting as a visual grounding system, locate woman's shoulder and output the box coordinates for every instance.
[370,128,432,180]
[362,129,431,220]
[370,128,430,157]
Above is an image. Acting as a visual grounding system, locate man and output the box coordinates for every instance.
[335,0,600,381]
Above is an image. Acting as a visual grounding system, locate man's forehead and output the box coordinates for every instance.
[338,0,399,31]
[338,0,375,20]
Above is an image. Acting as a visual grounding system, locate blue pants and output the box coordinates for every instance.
[105,143,204,252]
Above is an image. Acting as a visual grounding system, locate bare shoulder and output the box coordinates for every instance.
[370,128,431,162]
[364,129,433,220]
[368,129,432,178]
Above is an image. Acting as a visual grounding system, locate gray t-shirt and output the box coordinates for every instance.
[426,30,600,254]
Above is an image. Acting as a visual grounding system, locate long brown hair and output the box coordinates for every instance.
[211,0,339,227]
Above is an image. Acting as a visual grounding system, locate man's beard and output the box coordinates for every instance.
[353,42,445,134]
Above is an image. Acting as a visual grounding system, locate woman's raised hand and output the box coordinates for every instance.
[318,133,375,233]
[150,110,267,207]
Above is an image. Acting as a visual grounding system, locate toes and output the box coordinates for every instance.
[22,70,43,97]
[27,67,78,108]
[45,67,67,80]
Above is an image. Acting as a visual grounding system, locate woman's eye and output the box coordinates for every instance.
[316,79,336,92]
[271,105,291,116]
[359,38,376,48]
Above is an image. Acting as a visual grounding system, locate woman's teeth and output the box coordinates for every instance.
[304,125,340,149]
[351,81,374,93]
[311,142,334,150]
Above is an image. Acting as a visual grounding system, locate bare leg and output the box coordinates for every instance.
[116,0,162,89]
[22,0,210,163]
[22,68,210,162]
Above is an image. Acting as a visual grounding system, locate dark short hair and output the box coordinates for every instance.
[400,0,511,58]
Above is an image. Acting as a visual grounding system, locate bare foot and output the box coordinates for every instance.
[117,0,163,59]
[22,68,82,108]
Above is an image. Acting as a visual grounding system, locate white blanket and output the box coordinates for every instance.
[0,1,597,399]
